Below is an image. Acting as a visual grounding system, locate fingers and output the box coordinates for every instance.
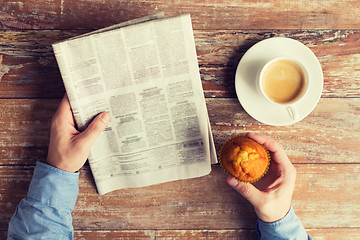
[77,112,110,149]
[246,132,290,165]
[230,133,238,138]
[55,94,71,116]
[227,176,262,206]
[52,94,75,126]
[246,132,281,152]
[231,132,280,153]
[247,132,297,187]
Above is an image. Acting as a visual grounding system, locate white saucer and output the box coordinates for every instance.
[235,37,323,126]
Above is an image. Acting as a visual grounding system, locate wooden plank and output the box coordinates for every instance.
[0,164,359,231]
[156,229,360,240]
[155,229,258,239]
[1,229,360,239]
[307,229,360,240]
[74,164,360,230]
[2,230,156,239]
[0,30,80,98]
[1,98,359,164]
[0,99,59,164]
[196,30,360,98]
[1,0,360,30]
[0,30,359,98]
[207,98,360,164]
[74,230,156,239]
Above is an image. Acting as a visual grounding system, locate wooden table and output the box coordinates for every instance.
[1,0,360,239]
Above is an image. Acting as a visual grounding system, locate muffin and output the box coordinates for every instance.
[220,136,270,183]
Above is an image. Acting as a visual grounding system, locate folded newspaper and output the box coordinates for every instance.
[53,13,217,194]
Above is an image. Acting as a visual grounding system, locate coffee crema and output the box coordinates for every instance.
[261,60,305,104]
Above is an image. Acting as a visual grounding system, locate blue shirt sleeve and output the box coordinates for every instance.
[7,161,79,240]
[256,206,312,240]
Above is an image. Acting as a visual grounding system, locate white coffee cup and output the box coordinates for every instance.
[258,57,309,120]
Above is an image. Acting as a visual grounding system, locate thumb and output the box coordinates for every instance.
[227,176,262,206]
[77,112,110,148]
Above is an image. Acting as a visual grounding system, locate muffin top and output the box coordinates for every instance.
[220,136,270,183]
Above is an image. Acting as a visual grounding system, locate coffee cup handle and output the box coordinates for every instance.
[286,105,300,120]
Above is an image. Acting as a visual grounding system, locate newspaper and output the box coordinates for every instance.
[53,14,217,194]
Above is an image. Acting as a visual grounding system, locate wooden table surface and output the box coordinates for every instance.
[1,0,360,239]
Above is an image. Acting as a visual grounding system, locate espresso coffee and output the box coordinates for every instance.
[261,60,306,104]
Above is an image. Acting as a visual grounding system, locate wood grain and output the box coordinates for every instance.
[0,30,360,98]
[73,164,360,230]
[2,229,360,240]
[1,1,359,238]
[197,30,360,98]
[156,229,360,240]
[1,98,359,165]
[2,229,360,239]
[0,99,59,164]
[154,229,258,239]
[307,229,360,240]
[1,0,360,30]
[207,98,360,164]
[1,164,359,232]
[74,230,156,239]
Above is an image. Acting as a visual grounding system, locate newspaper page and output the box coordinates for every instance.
[53,14,217,194]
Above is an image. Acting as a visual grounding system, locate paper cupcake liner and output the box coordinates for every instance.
[219,135,271,183]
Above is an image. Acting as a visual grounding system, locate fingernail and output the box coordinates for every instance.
[227,177,239,187]
[100,112,110,124]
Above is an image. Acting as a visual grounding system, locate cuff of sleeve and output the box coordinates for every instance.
[27,161,80,210]
[256,206,308,239]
